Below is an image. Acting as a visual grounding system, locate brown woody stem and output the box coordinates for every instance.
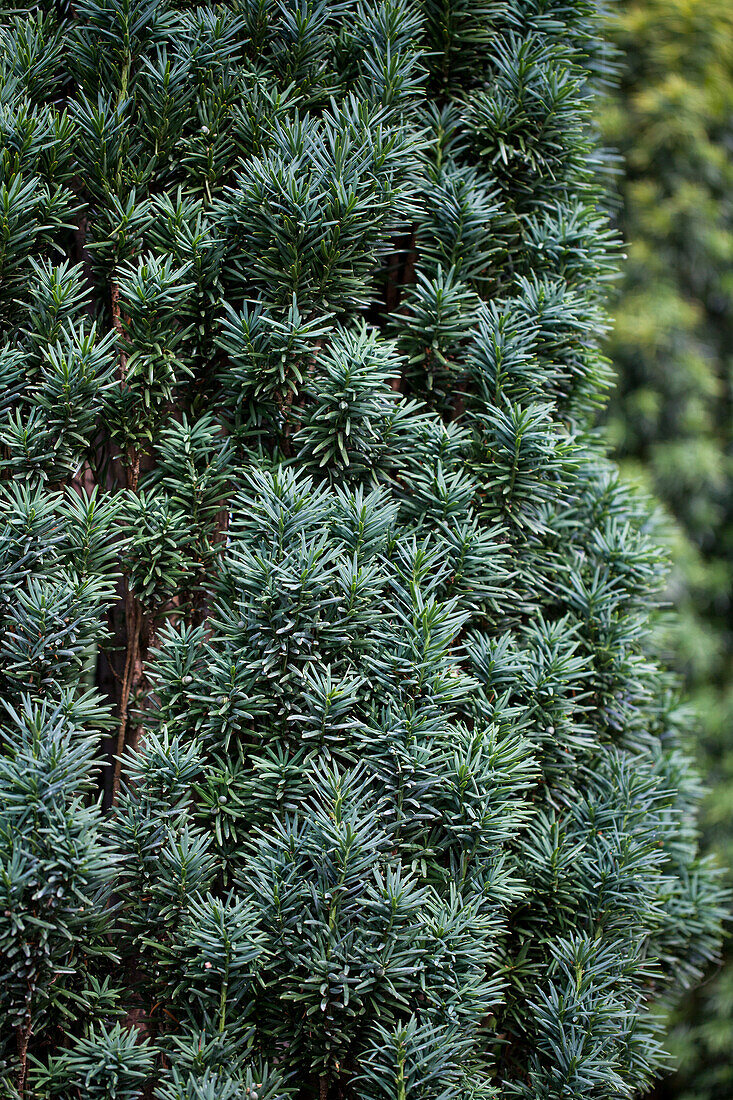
[16,1010,31,1097]
[112,584,142,803]
[110,278,144,802]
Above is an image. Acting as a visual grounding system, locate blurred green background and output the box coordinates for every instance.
[600,1,733,1096]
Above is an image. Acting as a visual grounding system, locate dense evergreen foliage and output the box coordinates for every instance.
[600,2,733,1097]
[0,2,724,1098]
